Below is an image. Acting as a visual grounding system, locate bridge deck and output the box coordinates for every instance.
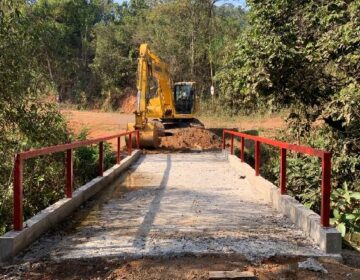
[20,152,323,262]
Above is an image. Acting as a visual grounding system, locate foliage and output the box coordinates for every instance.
[73,128,116,188]
[216,0,360,235]
[0,1,117,235]
[0,0,69,234]
[331,183,360,236]
[137,0,246,94]
[26,0,247,106]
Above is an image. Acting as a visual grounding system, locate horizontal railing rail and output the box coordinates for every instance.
[13,130,140,231]
[222,129,332,227]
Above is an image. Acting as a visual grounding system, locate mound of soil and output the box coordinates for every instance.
[159,127,221,150]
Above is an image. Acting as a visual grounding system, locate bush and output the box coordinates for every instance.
[0,128,116,235]
[73,129,116,188]
[262,127,360,237]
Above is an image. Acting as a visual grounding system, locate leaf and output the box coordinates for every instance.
[345,214,356,220]
[350,192,360,200]
[337,223,346,237]
[333,208,341,219]
[344,192,351,204]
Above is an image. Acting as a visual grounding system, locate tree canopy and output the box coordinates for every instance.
[216,0,360,235]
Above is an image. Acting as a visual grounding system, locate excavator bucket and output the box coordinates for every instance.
[126,121,163,148]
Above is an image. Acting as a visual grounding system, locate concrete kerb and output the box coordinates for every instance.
[0,150,141,263]
[226,152,342,255]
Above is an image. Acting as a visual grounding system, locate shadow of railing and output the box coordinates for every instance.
[132,154,172,249]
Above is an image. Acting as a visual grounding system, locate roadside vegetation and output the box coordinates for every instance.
[214,0,360,242]
[0,0,359,248]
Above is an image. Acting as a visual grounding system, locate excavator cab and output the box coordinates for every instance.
[173,82,196,115]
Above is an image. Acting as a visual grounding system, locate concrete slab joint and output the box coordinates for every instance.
[0,150,141,263]
[226,153,342,255]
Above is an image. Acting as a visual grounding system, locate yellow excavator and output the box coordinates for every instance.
[127,43,201,148]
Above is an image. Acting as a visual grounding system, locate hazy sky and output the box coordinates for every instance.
[215,0,246,7]
[114,0,247,8]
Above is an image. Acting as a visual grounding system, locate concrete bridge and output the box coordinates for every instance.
[0,141,341,263]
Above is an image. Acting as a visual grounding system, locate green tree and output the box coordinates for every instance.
[133,0,246,95]
[0,0,69,234]
[216,0,360,235]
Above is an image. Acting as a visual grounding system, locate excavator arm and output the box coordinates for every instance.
[135,43,174,129]
[127,43,199,148]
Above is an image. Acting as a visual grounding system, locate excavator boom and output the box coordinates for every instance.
[127,44,200,148]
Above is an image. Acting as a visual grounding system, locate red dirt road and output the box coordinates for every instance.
[61,110,285,150]
[62,110,134,148]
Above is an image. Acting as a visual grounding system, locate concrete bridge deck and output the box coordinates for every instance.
[18,152,326,262]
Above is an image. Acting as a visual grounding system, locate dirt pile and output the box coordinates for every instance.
[159,127,221,150]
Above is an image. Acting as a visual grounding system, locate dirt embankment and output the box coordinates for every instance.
[118,90,136,113]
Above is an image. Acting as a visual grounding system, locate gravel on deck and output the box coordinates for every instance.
[19,152,324,262]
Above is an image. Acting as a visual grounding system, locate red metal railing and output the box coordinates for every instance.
[13,130,140,231]
[222,130,332,227]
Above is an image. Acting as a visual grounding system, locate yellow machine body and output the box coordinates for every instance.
[127,43,198,148]
[126,121,162,148]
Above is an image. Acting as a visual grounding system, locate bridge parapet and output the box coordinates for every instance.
[12,130,140,231]
[222,130,341,254]
[1,145,141,262]
[223,130,331,227]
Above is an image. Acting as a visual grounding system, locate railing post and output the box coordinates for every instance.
[230,134,234,155]
[128,133,132,155]
[280,148,287,194]
[99,141,104,176]
[14,154,23,231]
[222,130,225,149]
[66,149,73,198]
[321,152,331,227]
[117,137,121,164]
[240,137,245,162]
[136,130,140,149]
[255,141,260,176]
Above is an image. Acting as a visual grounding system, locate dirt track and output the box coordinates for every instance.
[1,253,360,279]
[62,110,285,137]
[62,110,133,137]
[61,110,284,151]
[62,110,134,148]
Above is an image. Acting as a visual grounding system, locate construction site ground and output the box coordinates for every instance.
[61,110,285,136]
[1,110,358,279]
[1,254,359,280]
[61,109,284,151]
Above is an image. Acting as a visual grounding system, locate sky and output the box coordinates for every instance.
[215,0,246,7]
[114,1,247,8]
